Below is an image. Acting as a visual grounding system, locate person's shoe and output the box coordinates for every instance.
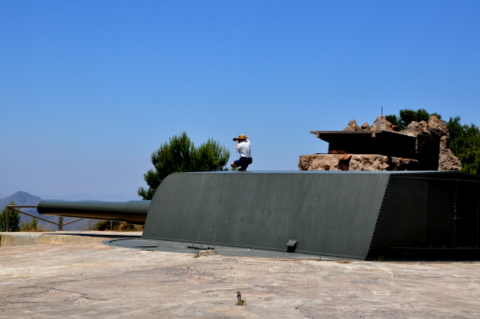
[238,167,246,171]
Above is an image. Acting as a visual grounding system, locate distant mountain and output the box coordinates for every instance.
[0,191,97,231]
[0,191,42,208]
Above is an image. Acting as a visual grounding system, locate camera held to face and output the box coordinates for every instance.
[233,134,248,142]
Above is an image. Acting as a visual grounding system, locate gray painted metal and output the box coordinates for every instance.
[38,170,480,260]
[37,200,150,224]
[368,171,480,260]
[143,171,480,260]
[143,171,390,259]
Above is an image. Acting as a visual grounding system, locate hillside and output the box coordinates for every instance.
[0,191,42,208]
[0,191,96,231]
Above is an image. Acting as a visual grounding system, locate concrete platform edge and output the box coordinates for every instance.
[0,231,142,247]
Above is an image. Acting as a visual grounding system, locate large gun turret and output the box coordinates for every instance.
[37,171,480,261]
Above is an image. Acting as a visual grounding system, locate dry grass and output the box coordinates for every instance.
[91,220,144,231]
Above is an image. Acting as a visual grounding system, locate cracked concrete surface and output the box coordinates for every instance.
[1,239,480,318]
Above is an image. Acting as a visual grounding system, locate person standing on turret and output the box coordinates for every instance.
[230,134,253,171]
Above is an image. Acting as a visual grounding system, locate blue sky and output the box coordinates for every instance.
[1,1,479,200]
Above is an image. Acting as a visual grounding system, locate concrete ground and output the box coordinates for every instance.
[1,233,480,318]
[0,231,142,247]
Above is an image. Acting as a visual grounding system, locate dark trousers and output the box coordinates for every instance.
[234,157,253,171]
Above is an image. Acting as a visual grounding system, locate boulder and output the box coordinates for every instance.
[390,157,420,171]
[402,121,429,137]
[361,122,370,130]
[370,116,394,132]
[344,119,362,131]
[438,148,462,171]
[428,115,449,138]
[298,154,420,171]
[348,155,390,171]
[298,154,341,171]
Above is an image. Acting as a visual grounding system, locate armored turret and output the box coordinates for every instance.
[39,170,480,261]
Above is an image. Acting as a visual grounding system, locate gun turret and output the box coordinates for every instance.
[36,171,480,261]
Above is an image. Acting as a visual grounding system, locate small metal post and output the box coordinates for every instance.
[237,291,241,303]
[5,207,10,232]
[58,217,64,231]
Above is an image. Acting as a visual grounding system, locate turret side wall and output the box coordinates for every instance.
[367,172,480,260]
[143,172,389,259]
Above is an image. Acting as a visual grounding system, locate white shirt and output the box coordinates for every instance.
[235,139,251,158]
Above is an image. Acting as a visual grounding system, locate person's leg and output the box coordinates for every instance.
[238,158,252,171]
[231,158,244,168]
[232,158,251,170]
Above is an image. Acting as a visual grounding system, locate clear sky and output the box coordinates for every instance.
[1,0,479,200]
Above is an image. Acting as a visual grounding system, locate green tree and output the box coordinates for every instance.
[386,108,441,130]
[0,201,21,232]
[21,218,43,231]
[138,132,230,200]
[446,116,480,175]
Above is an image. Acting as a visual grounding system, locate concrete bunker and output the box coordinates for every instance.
[299,115,462,172]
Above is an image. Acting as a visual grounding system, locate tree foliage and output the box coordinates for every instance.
[138,132,230,200]
[0,201,21,232]
[386,108,441,130]
[20,218,44,231]
[446,116,480,175]
[386,109,480,175]
[91,220,143,231]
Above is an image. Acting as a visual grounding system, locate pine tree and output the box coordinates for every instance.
[138,132,230,200]
[0,201,21,232]
[446,117,480,175]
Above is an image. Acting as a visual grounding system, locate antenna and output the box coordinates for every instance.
[381,105,383,116]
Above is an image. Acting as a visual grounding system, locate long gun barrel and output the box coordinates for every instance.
[37,200,151,225]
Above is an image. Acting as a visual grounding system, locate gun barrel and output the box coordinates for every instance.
[37,200,151,225]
